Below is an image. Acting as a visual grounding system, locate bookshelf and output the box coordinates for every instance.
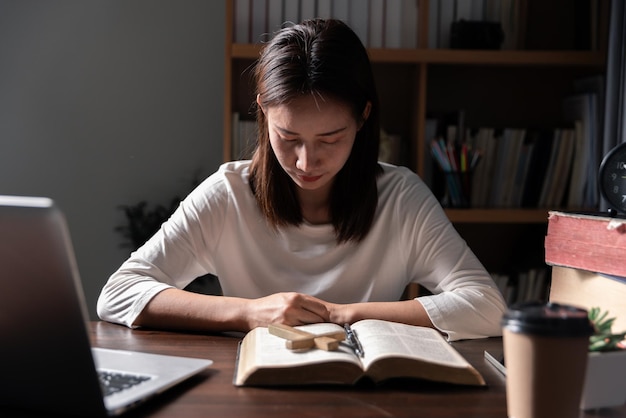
[223,0,609,289]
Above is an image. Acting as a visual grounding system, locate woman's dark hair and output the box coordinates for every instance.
[249,19,381,243]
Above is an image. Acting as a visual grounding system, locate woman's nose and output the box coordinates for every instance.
[296,144,318,172]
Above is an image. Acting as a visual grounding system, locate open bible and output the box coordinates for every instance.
[234,319,485,386]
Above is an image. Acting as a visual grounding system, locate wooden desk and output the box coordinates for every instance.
[5,322,625,417]
[87,321,626,418]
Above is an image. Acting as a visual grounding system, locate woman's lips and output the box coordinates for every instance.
[299,174,322,182]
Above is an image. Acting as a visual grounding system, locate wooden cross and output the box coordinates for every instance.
[268,323,346,351]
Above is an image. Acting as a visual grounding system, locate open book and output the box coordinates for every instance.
[234,319,485,387]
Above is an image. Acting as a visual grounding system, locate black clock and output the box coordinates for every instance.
[599,142,626,214]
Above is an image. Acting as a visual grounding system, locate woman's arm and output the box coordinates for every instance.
[326,299,433,328]
[133,288,333,332]
[133,289,434,333]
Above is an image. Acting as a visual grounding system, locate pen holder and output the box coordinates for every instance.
[442,170,472,208]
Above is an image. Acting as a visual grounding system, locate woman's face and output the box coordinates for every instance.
[261,94,367,196]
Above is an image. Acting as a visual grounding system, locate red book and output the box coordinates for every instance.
[544,211,626,278]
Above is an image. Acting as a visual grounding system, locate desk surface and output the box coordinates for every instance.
[4,322,625,417]
[88,321,626,418]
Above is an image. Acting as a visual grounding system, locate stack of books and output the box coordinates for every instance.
[545,211,626,332]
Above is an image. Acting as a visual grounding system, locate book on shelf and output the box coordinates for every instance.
[267,0,284,34]
[489,128,525,207]
[562,92,599,209]
[233,0,603,51]
[537,128,576,208]
[231,112,257,160]
[251,0,268,43]
[427,0,439,49]
[384,0,402,48]
[470,0,484,21]
[436,124,587,208]
[498,0,522,50]
[549,265,626,333]
[437,0,454,49]
[573,75,605,158]
[234,319,485,387]
[470,127,496,208]
[441,125,577,209]
[510,131,534,208]
[549,129,576,208]
[492,267,549,306]
[300,0,316,21]
[485,128,510,207]
[400,0,419,49]
[519,129,554,208]
[331,0,349,25]
[283,0,299,26]
[545,211,626,278]
[369,0,385,48]
[536,130,563,207]
[234,0,251,43]
[455,0,471,23]
[376,0,419,49]
[231,0,418,49]
[566,120,587,209]
[349,0,369,47]
[317,0,332,19]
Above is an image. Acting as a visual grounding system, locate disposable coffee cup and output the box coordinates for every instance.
[502,302,594,418]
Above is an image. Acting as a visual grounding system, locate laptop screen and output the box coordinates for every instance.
[0,196,110,416]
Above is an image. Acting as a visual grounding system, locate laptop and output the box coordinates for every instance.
[0,195,213,417]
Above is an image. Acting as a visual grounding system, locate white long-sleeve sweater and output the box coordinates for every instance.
[97,161,506,341]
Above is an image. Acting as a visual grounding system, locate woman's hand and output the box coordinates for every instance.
[243,292,332,329]
[243,296,433,331]
[135,289,432,334]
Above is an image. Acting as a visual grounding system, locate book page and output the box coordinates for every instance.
[235,323,369,385]
[352,319,471,370]
[248,323,361,368]
[235,320,484,386]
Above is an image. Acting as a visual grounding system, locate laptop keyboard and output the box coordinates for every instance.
[98,369,152,396]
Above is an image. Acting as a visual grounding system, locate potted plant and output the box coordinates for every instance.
[581,307,626,410]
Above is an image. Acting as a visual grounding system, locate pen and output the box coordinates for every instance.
[343,323,364,357]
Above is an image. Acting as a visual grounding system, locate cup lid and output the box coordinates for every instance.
[501,302,594,337]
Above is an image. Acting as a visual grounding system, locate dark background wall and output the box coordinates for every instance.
[0,0,226,318]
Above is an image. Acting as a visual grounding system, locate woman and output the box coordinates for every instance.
[97,19,506,341]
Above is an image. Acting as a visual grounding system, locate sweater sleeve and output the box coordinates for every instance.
[394,170,507,341]
[96,172,228,328]
[417,256,508,341]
